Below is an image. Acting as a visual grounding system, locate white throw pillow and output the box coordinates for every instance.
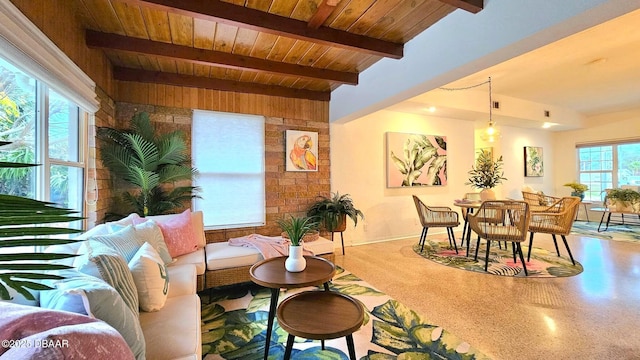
[128,242,169,312]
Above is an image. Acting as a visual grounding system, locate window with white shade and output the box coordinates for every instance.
[192,110,265,229]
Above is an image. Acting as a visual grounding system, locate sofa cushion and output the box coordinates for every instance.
[170,248,205,275]
[205,237,335,271]
[39,270,146,360]
[140,210,199,258]
[143,211,206,249]
[90,225,143,262]
[166,264,196,298]
[74,241,139,315]
[133,220,174,265]
[139,294,201,360]
[129,242,169,312]
[0,302,135,360]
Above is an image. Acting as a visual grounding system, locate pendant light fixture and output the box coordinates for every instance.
[481,77,500,143]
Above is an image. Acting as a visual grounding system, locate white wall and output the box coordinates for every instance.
[331,111,556,244]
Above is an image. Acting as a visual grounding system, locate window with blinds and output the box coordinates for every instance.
[192,110,265,229]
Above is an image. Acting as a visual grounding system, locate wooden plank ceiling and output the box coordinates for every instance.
[76,0,483,100]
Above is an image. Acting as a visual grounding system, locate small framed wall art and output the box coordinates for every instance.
[285,130,318,172]
[524,146,544,177]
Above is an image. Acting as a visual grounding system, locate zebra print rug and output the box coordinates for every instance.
[413,239,583,277]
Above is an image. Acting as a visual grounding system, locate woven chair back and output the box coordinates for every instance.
[468,200,530,243]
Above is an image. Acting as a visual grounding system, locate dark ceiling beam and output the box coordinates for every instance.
[86,30,357,85]
[438,0,483,13]
[113,67,331,101]
[308,0,340,29]
[126,0,403,59]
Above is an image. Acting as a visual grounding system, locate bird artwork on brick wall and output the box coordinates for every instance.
[287,132,318,171]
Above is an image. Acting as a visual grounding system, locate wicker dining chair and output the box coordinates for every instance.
[467,200,531,275]
[527,196,581,265]
[522,191,563,213]
[412,195,460,254]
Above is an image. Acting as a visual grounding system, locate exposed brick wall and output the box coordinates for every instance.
[107,102,330,241]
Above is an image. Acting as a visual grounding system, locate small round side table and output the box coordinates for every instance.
[276,290,364,360]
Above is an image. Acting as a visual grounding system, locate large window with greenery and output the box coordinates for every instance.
[577,141,640,201]
[0,56,85,214]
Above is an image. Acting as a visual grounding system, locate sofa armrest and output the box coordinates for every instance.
[167,264,197,298]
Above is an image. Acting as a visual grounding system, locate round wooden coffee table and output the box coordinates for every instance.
[249,256,336,360]
[277,291,364,360]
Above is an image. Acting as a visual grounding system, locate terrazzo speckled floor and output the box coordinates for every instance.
[333,231,640,360]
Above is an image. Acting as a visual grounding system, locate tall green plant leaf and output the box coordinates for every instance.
[98,111,200,217]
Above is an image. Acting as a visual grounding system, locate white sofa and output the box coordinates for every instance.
[39,211,207,360]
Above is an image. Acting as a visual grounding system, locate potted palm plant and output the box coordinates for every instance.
[276,215,318,272]
[98,112,200,218]
[465,150,507,200]
[307,192,364,233]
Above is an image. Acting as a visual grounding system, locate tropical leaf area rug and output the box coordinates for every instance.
[413,240,583,278]
[200,267,490,360]
[571,221,640,243]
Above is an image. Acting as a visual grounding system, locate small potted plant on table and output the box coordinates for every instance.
[564,182,589,200]
[276,215,318,272]
[606,188,640,212]
[465,150,507,201]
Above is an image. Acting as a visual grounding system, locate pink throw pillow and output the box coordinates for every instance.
[153,210,198,258]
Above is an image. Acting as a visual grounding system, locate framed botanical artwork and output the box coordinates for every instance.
[285,130,318,172]
[524,146,544,177]
[386,132,447,187]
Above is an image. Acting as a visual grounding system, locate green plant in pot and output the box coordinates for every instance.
[606,188,640,212]
[564,182,588,200]
[307,192,364,233]
[465,150,507,201]
[98,111,200,218]
[276,215,318,272]
[0,141,83,300]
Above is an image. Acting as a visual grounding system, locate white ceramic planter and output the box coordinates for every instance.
[285,245,306,272]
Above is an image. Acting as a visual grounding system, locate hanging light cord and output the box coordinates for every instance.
[438,79,491,91]
[488,76,493,124]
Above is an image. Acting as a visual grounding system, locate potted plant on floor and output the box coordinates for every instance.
[97,111,200,218]
[276,215,318,272]
[307,192,364,233]
[465,149,507,201]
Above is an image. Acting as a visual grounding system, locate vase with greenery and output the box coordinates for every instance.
[307,192,364,232]
[276,215,318,272]
[0,141,83,300]
[98,112,200,218]
[564,182,588,200]
[465,150,507,200]
[606,188,640,212]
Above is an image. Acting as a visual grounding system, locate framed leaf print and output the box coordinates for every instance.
[524,146,543,177]
[386,132,447,188]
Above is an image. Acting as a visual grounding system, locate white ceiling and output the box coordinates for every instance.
[388,8,640,131]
